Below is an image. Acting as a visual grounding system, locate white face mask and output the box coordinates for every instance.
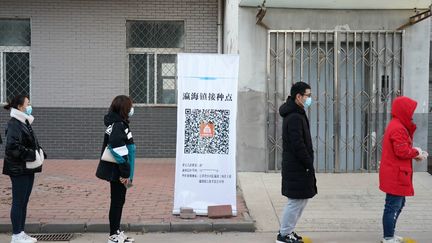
[128,107,134,117]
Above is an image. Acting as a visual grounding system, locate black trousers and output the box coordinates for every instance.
[109,181,126,235]
[10,174,34,234]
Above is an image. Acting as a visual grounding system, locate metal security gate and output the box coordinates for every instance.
[267,30,403,172]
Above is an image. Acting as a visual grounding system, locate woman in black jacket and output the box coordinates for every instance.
[96,95,136,243]
[3,95,44,243]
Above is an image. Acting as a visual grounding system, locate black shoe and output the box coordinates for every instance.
[276,233,302,243]
[292,231,303,241]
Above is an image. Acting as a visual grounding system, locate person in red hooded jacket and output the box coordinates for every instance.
[379,96,428,243]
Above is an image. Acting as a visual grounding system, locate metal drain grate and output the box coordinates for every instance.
[29,233,74,241]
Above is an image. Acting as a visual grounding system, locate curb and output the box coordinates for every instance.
[0,220,255,233]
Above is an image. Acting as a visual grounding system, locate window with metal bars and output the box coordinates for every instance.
[127,20,184,105]
[0,19,31,103]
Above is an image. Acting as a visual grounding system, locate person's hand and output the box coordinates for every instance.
[418,151,429,162]
[119,177,129,185]
[414,148,428,161]
[414,147,424,161]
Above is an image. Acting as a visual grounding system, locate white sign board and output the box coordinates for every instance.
[173,53,239,215]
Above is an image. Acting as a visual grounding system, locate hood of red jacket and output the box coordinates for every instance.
[391,96,417,136]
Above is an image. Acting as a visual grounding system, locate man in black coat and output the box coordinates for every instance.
[276,82,317,243]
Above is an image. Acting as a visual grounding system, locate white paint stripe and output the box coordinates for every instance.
[125,128,129,133]
[127,132,132,140]
[113,145,128,156]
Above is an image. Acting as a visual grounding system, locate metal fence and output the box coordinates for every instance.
[127,20,184,105]
[0,19,31,103]
[267,30,403,172]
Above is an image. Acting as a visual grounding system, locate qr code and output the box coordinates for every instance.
[184,109,230,154]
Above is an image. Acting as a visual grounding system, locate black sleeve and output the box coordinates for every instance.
[5,124,36,162]
[40,146,47,159]
[286,114,313,170]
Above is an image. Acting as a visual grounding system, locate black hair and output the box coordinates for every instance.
[290,82,311,100]
[3,95,28,110]
[109,95,133,121]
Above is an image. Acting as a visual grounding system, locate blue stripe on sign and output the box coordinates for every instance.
[198,77,217,80]
[184,76,233,80]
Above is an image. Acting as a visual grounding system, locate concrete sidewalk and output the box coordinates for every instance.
[1,232,432,243]
[2,158,432,239]
[238,172,432,234]
[0,159,254,233]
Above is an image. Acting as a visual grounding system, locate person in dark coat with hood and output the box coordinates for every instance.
[379,96,427,243]
[276,82,317,243]
[96,95,136,243]
[3,95,45,243]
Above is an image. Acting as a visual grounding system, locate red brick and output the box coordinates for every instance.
[208,205,233,219]
[0,160,247,225]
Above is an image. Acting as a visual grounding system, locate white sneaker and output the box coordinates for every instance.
[21,232,37,243]
[117,230,135,242]
[108,234,122,243]
[11,232,34,243]
[394,235,404,242]
[381,237,403,243]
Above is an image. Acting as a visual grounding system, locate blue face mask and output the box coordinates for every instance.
[25,106,32,116]
[304,97,312,109]
[128,107,134,117]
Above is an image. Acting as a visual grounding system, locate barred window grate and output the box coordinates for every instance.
[0,19,31,103]
[127,21,184,105]
[4,53,30,101]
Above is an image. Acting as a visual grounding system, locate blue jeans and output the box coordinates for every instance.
[10,174,35,234]
[382,193,405,239]
[279,198,308,236]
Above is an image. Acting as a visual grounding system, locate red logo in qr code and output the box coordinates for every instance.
[199,121,214,138]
